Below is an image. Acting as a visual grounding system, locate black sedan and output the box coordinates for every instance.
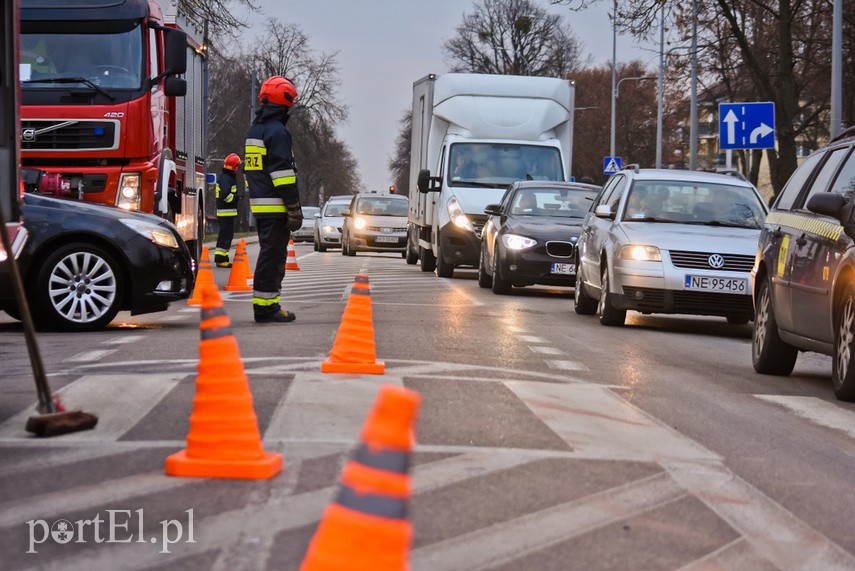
[479,181,599,294]
[0,193,194,331]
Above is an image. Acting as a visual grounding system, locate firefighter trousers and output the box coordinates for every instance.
[253,217,290,317]
[215,216,236,265]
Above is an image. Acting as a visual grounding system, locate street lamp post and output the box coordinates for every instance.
[656,4,665,169]
[610,0,617,158]
[689,0,699,170]
[831,0,842,139]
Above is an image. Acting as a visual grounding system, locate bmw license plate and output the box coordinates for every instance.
[551,263,576,275]
[375,236,398,243]
[684,275,748,293]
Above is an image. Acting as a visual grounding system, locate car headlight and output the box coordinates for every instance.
[354,217,367,230]
[501,233,537,250]
[323,225,335,233]
[120,218,179,248]
[447,197,472,231]
[116,173,141,210]
[619,244,661,261]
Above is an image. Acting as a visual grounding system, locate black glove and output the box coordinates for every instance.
[286,202,303,232]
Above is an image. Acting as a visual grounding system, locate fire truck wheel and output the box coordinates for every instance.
[33,243,124,332]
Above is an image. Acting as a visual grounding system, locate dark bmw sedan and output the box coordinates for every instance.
[479,181,600,294]
[0,193,194,331]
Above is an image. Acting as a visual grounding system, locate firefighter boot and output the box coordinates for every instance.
[254,310,297,323]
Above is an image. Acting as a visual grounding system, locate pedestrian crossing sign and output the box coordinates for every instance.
[603,156,622,175]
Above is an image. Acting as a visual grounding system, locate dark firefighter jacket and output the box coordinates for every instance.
[244,104,298,218]
[215,169,238,217]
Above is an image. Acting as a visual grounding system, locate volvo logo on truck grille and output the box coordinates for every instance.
[21,128,36,142]
[708,254,725,269]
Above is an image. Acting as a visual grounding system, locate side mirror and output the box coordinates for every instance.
[417,169,432,194]
[806,193,846,220]
[163,77,186,97]
[314,213,321,218]
[164,29,187,75]
[594,204,615,219]
[342,209,351,217]
[484,204,503,216]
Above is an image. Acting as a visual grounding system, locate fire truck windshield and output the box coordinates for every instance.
[20,21,144,91]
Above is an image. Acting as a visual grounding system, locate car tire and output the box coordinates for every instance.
[752,279,798,375]
[574,258,597,315]
[313,240,319,252]
[598,264,626,326]
[341,239,348,256]
[405,234,419,265]
[318,241,327,253]
[491,245,511,295]
[435,238,454,278]
[832,282,855,401]
[477,243,493,289]
[420,246,436,272]
[346,239,356,256]
[33,242,124,332]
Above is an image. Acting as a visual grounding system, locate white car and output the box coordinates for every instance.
[313,196,352,251]
[341,194,409,257]
[575,167,769,326]
[291,206,319,242]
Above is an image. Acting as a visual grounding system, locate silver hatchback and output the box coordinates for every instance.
[575,168,769,326]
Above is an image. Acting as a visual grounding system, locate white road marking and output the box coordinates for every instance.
[411,472,685,571]
[755,395,855,439]
[0,373,186,441]
[545,359,589,371]
[676,537,778,571]
[517,335,548,344]
[66,349,116,362]
[103,335,145,345]
[178,307,197,313]
[158,315,188,322]
[528,346,564,355]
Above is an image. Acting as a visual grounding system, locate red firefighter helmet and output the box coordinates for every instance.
[224,153,241,170]
[259,76,297,107]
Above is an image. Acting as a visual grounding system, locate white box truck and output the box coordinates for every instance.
[408,73,575,277]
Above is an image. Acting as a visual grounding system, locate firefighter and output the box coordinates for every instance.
[244,76,302,323]
[214,153,242,267]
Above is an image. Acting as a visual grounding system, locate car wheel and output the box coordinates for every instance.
[346,239,356,256]
[405,233,419,265]
[598,264,626,326]
[420,246,436,272]
[341,237,348,256]
[435,238,454,278]
[318,241,327,253]
[726,314,750,325]
[752,279,797,375]
[832,282,855,401]
[313,240,319,252]
[477,242,493,289]
[574,257,597,315]
[33,243,124,332]
[491,245,511,295]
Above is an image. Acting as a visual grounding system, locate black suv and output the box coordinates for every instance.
[752,133,855,401]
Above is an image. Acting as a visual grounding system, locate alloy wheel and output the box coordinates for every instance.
[48,251,118,324]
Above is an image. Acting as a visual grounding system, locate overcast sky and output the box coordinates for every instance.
[244,0,658,194]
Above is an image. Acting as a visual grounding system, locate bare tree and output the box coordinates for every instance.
[388,110,412,196]
[444,0,584,77]
[178,0,258,39]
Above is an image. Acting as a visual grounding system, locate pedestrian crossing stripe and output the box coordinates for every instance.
[765,211,843,241]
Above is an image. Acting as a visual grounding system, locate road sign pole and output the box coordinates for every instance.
[726,149,732,169]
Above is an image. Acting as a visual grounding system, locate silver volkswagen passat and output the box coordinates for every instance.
[575,167,769,326]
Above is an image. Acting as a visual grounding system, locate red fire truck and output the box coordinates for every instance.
[17,0,207,259]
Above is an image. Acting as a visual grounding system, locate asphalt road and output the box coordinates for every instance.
[1,241,854,570]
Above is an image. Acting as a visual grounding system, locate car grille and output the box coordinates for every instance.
[21,119,118,151]
[545,241,574,258]
[367,226,407,232]
[669,250,754,272]
[470,214,488,235]
[622,287,753,316]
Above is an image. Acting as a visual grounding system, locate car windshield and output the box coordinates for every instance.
[355,197,408,216]
[621,180,766,229]
[20,21,145,90]
[323,202,349,216]
[303,207,320,218]
[510,187,597,218]
[448,143,563,188]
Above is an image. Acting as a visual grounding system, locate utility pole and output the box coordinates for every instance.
[689,0,698,170]
[831,0,842,139]
[609,0,617,158]
[656,3,665,169]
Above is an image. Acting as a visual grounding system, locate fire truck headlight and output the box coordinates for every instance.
[117,173,142,210]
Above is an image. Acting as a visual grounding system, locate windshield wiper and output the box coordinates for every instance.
[686,220,754,228]
[452,180,505,189]
[625,216,670,223]
[24,77,115,101]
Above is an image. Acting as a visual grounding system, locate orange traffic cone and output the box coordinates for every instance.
[322,274,385,374]
[224,241,252,292]
[299,385,421,571]
[236,239,254,279]
[285,239,301,271]
[187,245,214,306]
[165,284,282,479]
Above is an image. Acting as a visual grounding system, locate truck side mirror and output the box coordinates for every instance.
[417,169,432,193]
[164,77,186,97]
[164,29,188,76]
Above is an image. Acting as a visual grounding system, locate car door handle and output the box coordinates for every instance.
[770,227,782,239]
[795,233,807,247]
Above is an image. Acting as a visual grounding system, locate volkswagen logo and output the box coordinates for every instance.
[21,128,36,142]
[708,254,725,269]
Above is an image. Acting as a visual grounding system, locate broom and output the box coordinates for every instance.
[0,200,97,437]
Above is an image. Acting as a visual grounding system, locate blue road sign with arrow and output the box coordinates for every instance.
[603,156,622,175]
[719,102,775,150]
